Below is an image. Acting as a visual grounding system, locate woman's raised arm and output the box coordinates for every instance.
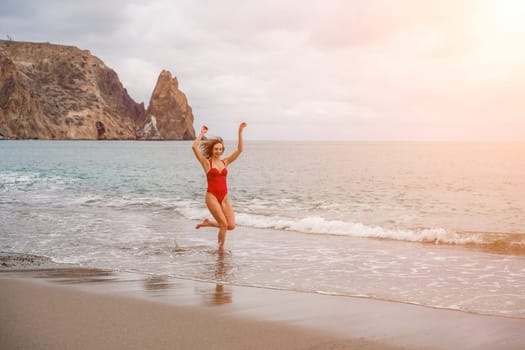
[224,122,247,165]
[192,125,209,169]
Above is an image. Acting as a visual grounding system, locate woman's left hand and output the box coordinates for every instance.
[239,122,247,131]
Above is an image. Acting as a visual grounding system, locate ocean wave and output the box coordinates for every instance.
[0,171,76,192]
[0,171,41,188]
[233,213,525,254]
[8,182,521,255]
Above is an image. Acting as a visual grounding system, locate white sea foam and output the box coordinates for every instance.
[232,212,502,246]
[163,198,525,249]
[0,171,39,185]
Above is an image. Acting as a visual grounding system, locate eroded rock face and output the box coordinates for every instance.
[0,47,51,139]
[95,121,106,139]
[136,115,161,140]
[136,70,196,140]
[0,40,145,139]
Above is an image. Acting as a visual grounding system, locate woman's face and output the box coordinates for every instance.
[212,143,224,157]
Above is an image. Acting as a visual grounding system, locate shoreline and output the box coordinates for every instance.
[1,266,525,350]
[2,251,522,320]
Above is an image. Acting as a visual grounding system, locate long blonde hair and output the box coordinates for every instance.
[199,137,225,159]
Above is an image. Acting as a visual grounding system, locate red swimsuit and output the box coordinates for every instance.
[207,159,228,203]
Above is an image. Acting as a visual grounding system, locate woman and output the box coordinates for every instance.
[192,122,247,251]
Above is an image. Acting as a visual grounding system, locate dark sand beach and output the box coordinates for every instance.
[1,265,524,350]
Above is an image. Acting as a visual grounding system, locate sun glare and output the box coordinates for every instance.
[469,0,525,62]
[495,0,525,32]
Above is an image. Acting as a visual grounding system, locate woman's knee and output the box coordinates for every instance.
[217,220,228,231]
[226,216,235,230]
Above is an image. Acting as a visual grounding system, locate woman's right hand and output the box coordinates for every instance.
[201,125,208,134]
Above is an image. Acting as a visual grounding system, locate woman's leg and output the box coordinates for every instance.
[196,195,235,231]
[195,218,218,229]
[205,193,228,250]
[221,196,235,231]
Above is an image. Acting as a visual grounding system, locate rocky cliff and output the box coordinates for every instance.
[0,40,196,140]
[137,70,196,140]
[0,40,145,139]
[0,45,49,139]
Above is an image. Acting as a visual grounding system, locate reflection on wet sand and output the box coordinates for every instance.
[138,249,234,305]
[202,284,232,306]
[0,250,236,307]
[201,251,233,306]
[144,275,171,291]
[32,267,117,284]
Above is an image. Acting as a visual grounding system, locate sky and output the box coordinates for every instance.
[2,0,525,140]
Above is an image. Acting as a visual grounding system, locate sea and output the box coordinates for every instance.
[1,140,524,318]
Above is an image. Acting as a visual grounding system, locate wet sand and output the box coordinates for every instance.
[1,268,524,350]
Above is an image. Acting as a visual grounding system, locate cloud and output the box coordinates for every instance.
[2,0,524,140]
[2,1,128,42]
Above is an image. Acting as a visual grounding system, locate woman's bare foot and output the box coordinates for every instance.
[195,218,212,229]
